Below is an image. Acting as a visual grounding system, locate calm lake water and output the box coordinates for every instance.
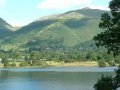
[0,67,117,90]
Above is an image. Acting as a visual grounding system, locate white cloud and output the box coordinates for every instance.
[0,0,5,7]
[38,0,92,9]
[0,0,6,14]
[37,0,110,11]
[88,5,110,11]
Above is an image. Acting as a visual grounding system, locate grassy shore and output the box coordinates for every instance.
[46,61,98,67]
[0,61,99,68]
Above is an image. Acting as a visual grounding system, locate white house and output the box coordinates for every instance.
[0,58,2,63]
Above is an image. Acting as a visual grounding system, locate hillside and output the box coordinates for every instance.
[1,8,108,51]
[0,18,14,38]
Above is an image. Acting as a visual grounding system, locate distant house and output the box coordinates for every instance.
[0,58,2,63]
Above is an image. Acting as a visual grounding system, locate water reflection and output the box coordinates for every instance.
[0,67,115,90]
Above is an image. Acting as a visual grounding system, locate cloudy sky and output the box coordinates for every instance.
[0,0,111,26]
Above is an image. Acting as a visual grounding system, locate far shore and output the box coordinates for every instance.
[46,61,98,67]
[0,61,117,68]
[0,61,99,68]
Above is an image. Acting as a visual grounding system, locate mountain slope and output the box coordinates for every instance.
[1,8,108,51]
[0,18,14,38]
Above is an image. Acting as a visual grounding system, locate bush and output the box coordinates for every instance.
[108,61,116,66]
[19,62,29,67]
[64,59,74,63]
[10,63,16,67]
[31,62,42,66]
[36,62,43,66]
[31,61,47,66]
[98,61,106,67]
[114,57,120,64]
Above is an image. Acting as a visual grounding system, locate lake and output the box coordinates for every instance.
[0,67,117,90]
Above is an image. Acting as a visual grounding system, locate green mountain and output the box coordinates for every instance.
[1,8,108,51]
[0,18,14,38]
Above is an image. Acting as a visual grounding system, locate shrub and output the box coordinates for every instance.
[108,61,116,66]
[64,59,74,63]
[19,62,29,67]
[98,61,106,67]
[10,63,16,67]
[31,61,47,66]
[114,57,120,64]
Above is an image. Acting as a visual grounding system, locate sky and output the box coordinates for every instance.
[0,0,111,27]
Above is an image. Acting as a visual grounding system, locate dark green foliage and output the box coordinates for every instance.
[11,52,20,61]
[10,63,16,67]
[0,47,118,65]
[94,0,120,57]
[94,75,113,90]
[94,68,120,90]
[64,59,75,63]
[114,56,120,64]
[3,60,9,67]
[29,51,41,61]
[0,48,118,64]
[108,61,116,66]
[19,62,29,67]
[31,61,41,66]
[31,61,47,66]
[1,55,9,67]
[98,61,106,67]
[96,55,103,60]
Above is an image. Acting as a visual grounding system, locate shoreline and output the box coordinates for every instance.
[0,61,99,68]
[46,61,98,67]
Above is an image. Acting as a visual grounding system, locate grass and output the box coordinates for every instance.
[46,61,98,67]
[0,61,99,68]
[1,60,118,68]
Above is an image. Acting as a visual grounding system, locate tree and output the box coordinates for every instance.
[12,52,20,61]
[93,0,120,57]
[2,57,9,67]
[0,53,9,67]
[94,0,120,90]
[94,67,120,90]
[94,75,113,90]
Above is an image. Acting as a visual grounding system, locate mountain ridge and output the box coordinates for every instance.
[0,8,108,51]
[0,18,15,38]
